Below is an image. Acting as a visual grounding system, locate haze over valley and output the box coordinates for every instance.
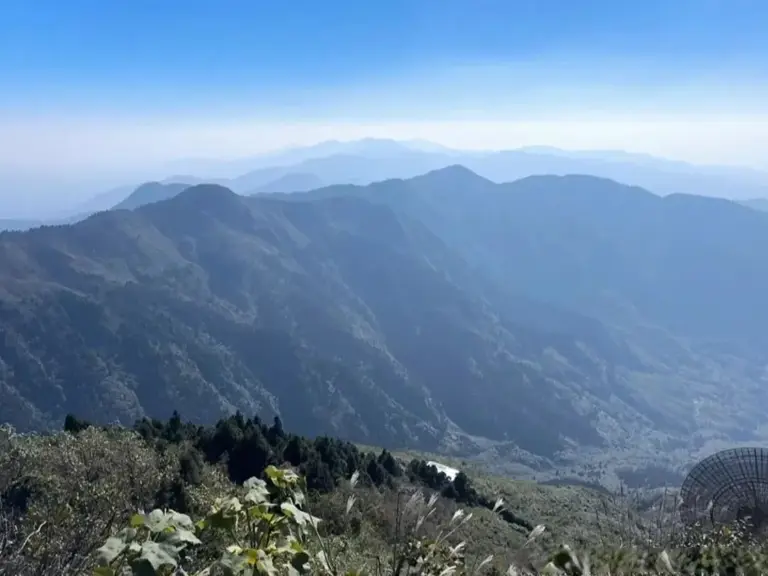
[3,152,768,488]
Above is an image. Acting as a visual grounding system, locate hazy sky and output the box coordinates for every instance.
[1,0,768,175]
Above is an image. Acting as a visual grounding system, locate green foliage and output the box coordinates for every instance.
[94,509,200,575]
[91,464,533,576]
[10,424,768,575]
[0,424,179,575]
[128,412,534,537]
[93,466,326,576]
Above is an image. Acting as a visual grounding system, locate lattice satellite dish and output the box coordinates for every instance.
[680,447,768,533]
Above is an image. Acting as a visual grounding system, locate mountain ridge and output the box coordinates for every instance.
[0,177,644,457]
[3,169,768,473]
[8,138,768,227]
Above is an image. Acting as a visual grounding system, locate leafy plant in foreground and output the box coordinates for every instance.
[92,465,535,576]
[94,466,323,575]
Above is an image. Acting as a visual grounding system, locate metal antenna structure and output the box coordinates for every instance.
[680,447,768,533]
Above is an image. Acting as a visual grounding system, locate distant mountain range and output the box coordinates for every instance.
[182,141,768,201]
[3,166,768,471]
[4,139,768,230]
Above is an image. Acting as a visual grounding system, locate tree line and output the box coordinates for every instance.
[64,411,532,531]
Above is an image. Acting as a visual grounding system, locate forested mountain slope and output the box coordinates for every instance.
[2,168,768,467]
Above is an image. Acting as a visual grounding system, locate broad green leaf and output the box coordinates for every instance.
[129,514,145,528]
[265,466,282,482]
[244,476,267,490]
[281,469,300,483]
[248,507,275,522]
[206,509,238,531]
[244,548,260,565]
[93,567,116,576]
[96,537,127,565]
[255,549,276,576]
[167,527,202,546]
[281,502,320,527]
[137,541,178,569]
[144,509,170,533]
[244,482,270,504]
[217,551,249,576]
[221,497,243,514]
[166,510,195,529]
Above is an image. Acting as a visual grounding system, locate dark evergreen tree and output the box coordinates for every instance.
[164,410,184,444]
[268,415,285,444]
[378,449,401,476]
[283,435,305,466]
[63,414,91,434]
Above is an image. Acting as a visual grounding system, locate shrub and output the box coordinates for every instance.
[91,466,541,576]
[0,425,176,575]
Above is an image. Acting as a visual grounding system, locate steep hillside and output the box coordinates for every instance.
[0,183,637,458]
[292,169,768,459]
[3,169,768,474]
[302,170,768,348]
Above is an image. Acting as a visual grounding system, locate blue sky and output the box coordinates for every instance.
[1,0,767,173]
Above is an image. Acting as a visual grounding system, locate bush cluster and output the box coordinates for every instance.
[68,411,530,533]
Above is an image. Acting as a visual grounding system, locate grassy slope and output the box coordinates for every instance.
[9,426,762,576]
[356,444,632,554]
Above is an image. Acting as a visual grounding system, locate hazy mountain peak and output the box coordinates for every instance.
[416,164,491,185]
[512,173,657,197]
[141,183,258,233]
[173,183,240,205]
